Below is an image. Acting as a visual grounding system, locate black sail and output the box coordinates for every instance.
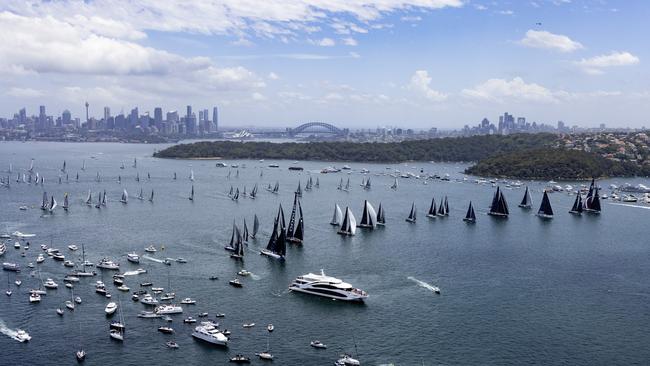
[377,203,385,225]
[427,197,436,216]
[464,201,476,222]
[360,200,370,226]
[537,191,554,217]
[569,192,583,214]
[519,186,532,208]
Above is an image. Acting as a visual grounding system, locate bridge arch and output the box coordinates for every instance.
[289,122,344,136]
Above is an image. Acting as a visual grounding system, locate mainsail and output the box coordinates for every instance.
[330,204,343,225]
[488,186,509,217]
[406,202,416,223]
[427,197,437,217]
[463,201,476,223]
[519,186,533,208]
[337,206,357,236]
[537,191,554,218]
[569,191,583,214]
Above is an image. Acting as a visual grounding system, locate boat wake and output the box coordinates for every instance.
[407,276,440,294]
[0,319,22,342]
[123,270,144,276]
[250,273,262,280]
[142,255,164,263]
[609,203,650,210]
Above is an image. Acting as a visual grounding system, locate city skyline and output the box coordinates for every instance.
[0,1,648,128]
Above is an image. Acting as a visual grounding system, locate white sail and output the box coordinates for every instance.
[347,208,357,235]
[366,201,377,228]
[121,189,128,203]
[330,204,343,225]
[49,197,57,211]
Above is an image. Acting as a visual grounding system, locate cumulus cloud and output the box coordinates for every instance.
[312,37,336,47]
[519,30,583,52]
[342,37,358,46]
[409,70,447,102]
[461,77,558,103]
[575,51,640,74]
[5,87,43,98]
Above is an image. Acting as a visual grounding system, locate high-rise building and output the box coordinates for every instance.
[103,107,111,122]
[154,107,163,130]
[129,107,139,129]
[62,110,72,125]
[186,105,192,119]
[212,106,218,131]
[38,105,46,131]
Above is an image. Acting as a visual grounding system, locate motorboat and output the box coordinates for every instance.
[229,279,243,288]
[311,340,327,349]
[140,282,153,287]
[158,326,174,334]
[215,313,226,318]
[105,302,118,315]
[237,270,251,277]
[117,285,130,292]
[63,260,75,267]
[65,283,73,289]
[191,323,228,346]
[229,355,251,363]
[2,262,20,272]
[184,317,197,324]
[65,300,75,310]
[36,254,45,263]
[155,304,183,314]
[127,252,140,263]
[242,323,255,328]
[76,350,86,361]
[96,258,119,270]
[52,253,65,261]
[132,294,139,301]
[68,245,78,251]
[43,278,59,289]
[140,294,159,306]
[109,329,124,341]
[110,321,125,330]
[75,296,82,304]
[267,324,274,332]
[336,354,361,366]
[13,330,31,342]
[289,270,368,302]
[144,245,157,253]
[175,258,187,263]
[198,312,208,317]
[29,293,41,303]
[180,298,196,305]
[257,352,273,360]
[166,340,179,349]
[64,275,80,283]
[57,308,64,316]
[137,311,161,319]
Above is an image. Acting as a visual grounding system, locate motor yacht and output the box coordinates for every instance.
[229,279,243,288]
[229,355,251,363]
[117,285,130,292]
[63,260,75,267]
[180,298,196,305]
[43,278,59,289]
[105,302,118,315]
[29,293,41,303]
[155,304,183,314]
[96,258,119,270]
[36,254,44,263]
[311,340,327,349]
[52,253,65,261]
[243,323,255,328]
[127,252,140,263]
[140,294,159,306]
[2,262,20,272]
[191,323,228,346]
[289,270,368,302]
[158,326,174,334]
[335,354,361,366]
[137,311,161,318]
[68,245,78,251]
[64,275,80,282]
[14,330,31,342]
[144,245,157,253]
[184,317,197,324]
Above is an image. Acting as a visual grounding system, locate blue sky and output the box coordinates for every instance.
[0,0,648,128]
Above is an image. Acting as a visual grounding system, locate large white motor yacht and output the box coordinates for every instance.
[289,270,368,302]
[191,322,229,346]
[105,302,118,315]
[127,252,140,263]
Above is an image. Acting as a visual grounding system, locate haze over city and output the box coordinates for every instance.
[0,0,648,128]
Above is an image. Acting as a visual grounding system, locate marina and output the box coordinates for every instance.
[1,141,650,364]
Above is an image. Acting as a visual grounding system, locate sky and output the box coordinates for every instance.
[0,0,648,129]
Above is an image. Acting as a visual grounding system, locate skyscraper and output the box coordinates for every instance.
[38,105,46,131]
[212,106,218,131]
[103,107,111,122]
[154,107,163,130]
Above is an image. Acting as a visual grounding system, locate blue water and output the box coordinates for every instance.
[0,141,649,365]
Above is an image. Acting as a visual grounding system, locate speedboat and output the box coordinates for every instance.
[36,254,45,263]
[335,354,361,366]
[105,302,118,315]
[191,323,228,346]
[229,355,251,363]
[140,294,159,306]
[144,245,157,253]
[166,340,179,349]
[127,252,140,263]
[229,279,242,288]
[29,293,41,303]
[43,278,59,289]
[96,258,119,270]
[242,323,255,328]
[158,326,174,334]
[76,349,86,362]
[267,324,274,332]
[257,351,273,360]
[237,270,251,277]
[13,329,31,342]
[180,298,196,305]
[289,270,368,302]
[311,340,327,349]
[137,311,161,318]
[68,245,78,251]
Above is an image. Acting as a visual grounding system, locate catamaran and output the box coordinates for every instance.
[337,207,357,236]
[569,191,583,214]
[537,191,554,219]
[519,186,533,208]
[357,200,377,229]
[405,202,416,223]
[463,201,476,223]
[488,186,509,218]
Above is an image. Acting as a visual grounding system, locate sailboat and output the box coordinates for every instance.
[426,197,437,218]
[40,192,49,210]
[271,181,279,194]
[120,189,128,204]
[405,202,416,223]
[225,221,238,252]
[390,177,398,190]
[96,172,101,182]
[286,194,305,244]
[228,186,234,197]
[251,215,260,239]
[232,188,239,201]
[330,204,343,226]
[62,193,69,211]
[437,197,446,216]
[537,191,554,219]
[295,182,302,197]
[230,224,244,260]
[109,299,125,341]
[149,190,154,202]
[305,177,313,191]
[95,192,102,209]
[337,178,343,190]
[358,200,377,229]
[260,206,287,260]
[117,175,121,184]
[189,185,194,201]
[444,197,449,216]
[48,195,57,213]
[76,172,79,182]
[364,177,371,190]
[173,172,177,180]
[132,158,137,168]
[315,177,319,188]
[463,201,476,223]
[61,160,67,173]
[120,162,125,170]
[189,170,194,181]
[569,191,583,215]
[337,207,357,236]
[81,160,86,171]
[28,158,34,173]
[242,219,249,243]
[583,179,601,214]
[343,178,350,192]
[135,172,140,182]
[257,334,274,360]
[85,190,92,205]
[137,188,144,201]
[488,186,509,217]
[76,321,86,362]
[518,186,533,209]
[249,183,258,199]
[8,163,12,174]
[376,203,385,226]
[102,190,107,206]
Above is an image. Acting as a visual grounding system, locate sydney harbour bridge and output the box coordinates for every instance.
[286,122,347,137]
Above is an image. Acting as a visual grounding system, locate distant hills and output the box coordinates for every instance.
[153,133,648,179]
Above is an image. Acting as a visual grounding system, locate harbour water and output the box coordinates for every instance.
[1,141,649,365]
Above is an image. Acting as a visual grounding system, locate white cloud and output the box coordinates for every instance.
[408,70,447,102]
[5,87,43,98]
[475,4,487,10]
[251,92,267,101]
[400,16,422,22]
[268,72,280,80]
[461,77,558,103]
[575,51,640,74]
[342,37,358,46]
[312,37,336,47]
[519,30,583,52]
[498,10,514,15]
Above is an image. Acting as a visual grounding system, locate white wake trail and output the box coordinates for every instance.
[142,255,163,263]
[407,276,441,294]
